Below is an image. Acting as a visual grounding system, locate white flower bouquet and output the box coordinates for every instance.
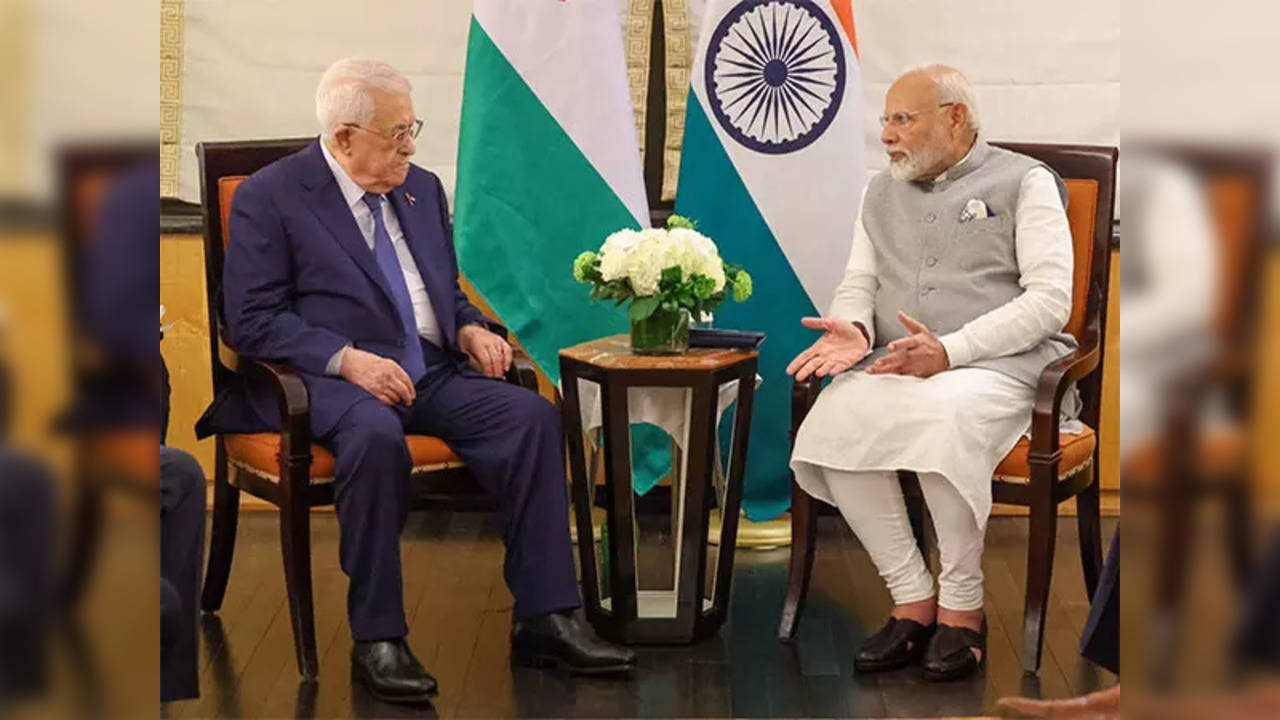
[573,215,753,354]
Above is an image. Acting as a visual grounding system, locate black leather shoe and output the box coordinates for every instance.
[854,617,937,673]
[511,608,636,675]
[922,619,986,681]
[351,639,438,704]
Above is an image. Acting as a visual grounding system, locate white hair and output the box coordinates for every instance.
[900,63,981,133]
[315,58,412,140]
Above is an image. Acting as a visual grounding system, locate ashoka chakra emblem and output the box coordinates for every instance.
[705,0,846,154]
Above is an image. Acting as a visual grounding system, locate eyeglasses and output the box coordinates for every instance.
[879,102,956,129]
[344,118,424,145]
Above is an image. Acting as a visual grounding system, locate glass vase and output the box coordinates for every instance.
[629,307,690,355]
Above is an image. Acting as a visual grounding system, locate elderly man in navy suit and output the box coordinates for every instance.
[196,58,633,703]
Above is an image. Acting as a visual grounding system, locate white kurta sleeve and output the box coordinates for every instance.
[827,185,879,346]
[938,167,1075,368]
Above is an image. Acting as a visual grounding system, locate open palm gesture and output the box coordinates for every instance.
[785,317,871,382]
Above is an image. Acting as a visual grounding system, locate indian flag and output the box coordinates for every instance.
[454,0,649,382]
[676,0,865,520]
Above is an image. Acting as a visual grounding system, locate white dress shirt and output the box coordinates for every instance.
[320,141,443,374]
[829,158,1075,369]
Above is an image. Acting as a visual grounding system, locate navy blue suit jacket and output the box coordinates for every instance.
[195,140,490,439]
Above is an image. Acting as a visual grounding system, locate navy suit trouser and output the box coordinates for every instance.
[323,345,581,642]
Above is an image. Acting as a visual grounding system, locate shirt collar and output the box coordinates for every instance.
[933,140,976,184]
[320,139,377,209]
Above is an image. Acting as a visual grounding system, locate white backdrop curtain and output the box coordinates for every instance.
[177,0,1120,202]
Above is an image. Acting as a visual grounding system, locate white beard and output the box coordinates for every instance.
[886,137,947,182]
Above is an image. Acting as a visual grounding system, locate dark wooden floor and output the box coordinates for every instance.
[162,510,1117,719]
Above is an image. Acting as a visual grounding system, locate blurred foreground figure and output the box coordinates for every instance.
[86,159,204,701]
[0,336,55,705]
[998,139,1278,715]
[1120,144,1268,690]
[997,685,1120,718]
[63,152,200,704]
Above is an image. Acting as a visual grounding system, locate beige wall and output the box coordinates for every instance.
[160,232,215,472]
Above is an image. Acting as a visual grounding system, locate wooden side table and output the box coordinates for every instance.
[560,335,758,644]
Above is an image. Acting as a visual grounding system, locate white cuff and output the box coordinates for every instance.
[938,331,974,369]
[325,345,350,376]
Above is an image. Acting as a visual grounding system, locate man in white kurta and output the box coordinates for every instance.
[787,65,1077,681]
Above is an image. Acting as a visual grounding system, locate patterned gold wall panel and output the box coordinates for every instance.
[160,0,184,197]
[661,0,690,202]
[624,0,693,203]
[624,0,655,159]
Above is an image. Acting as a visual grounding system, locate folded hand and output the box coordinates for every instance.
[865,311,950,378]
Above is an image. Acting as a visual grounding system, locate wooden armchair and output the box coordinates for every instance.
[778,143,1118,675]
[195,138,539,679]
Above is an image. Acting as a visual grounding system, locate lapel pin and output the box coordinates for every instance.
[405,191,416,207]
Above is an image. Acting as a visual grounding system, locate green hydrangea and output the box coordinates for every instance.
[732,270,753,302]
[666,214,697,230]
[572,251,599,282]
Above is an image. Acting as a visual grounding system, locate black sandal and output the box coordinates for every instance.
[854,617,937,673]
[922,619,986,681]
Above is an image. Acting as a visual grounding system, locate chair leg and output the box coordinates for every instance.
[1075,463,1104,599]
[280,487,319,679]
[201,446,240,613]
[778,481,819,642]
[1022,479,1058,675]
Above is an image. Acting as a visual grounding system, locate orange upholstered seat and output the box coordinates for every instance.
[224,432,464,484]
[993,427,1097,484]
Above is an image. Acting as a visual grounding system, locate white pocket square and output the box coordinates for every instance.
[959,198,994,223]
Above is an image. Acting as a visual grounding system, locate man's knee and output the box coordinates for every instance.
[344,402,405,445]
[332,402,409,472]
[506,387,559,431]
